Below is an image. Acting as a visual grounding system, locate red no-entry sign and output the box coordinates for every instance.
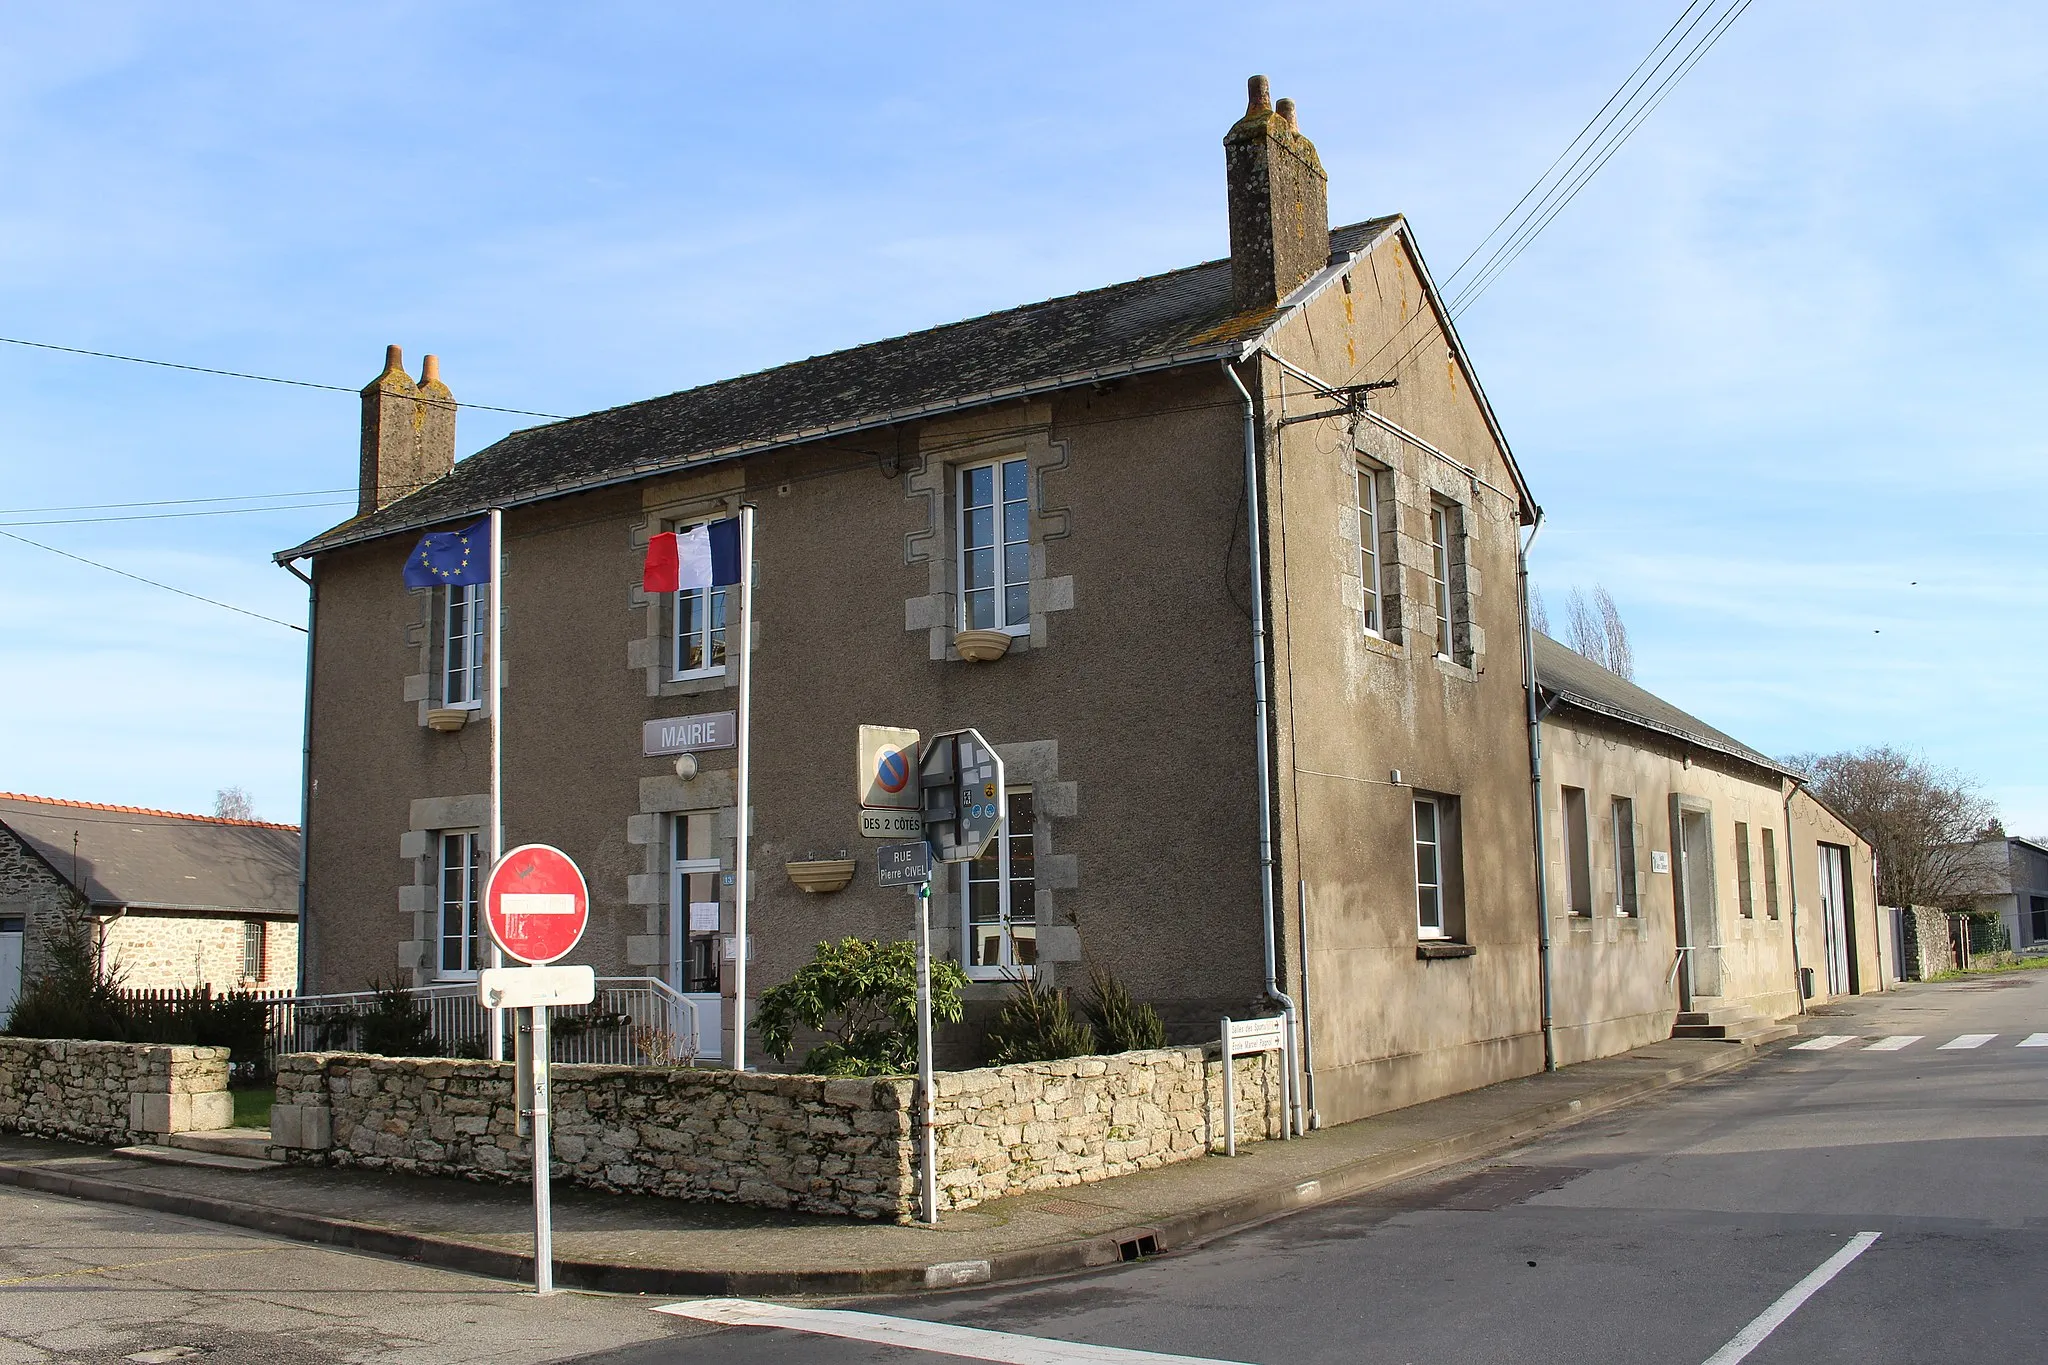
[484,844,589,966]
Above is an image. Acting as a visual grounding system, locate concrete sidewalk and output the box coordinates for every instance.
[0,1036,1776,1297]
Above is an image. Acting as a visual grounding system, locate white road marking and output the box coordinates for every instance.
[654,1298,1253,1364]
[1939,1034,1996,1050]
[2017,1033,2048,1048]
[1789,1035,1856,1050]
[1862,1036,1922,1051]
[1699,1232,1881,1365]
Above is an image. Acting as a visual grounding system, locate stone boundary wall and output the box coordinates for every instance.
[0,1037,233,1145]
[270,1045,1284,1220]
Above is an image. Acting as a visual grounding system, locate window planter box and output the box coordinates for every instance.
[952,629,1014,662]
[425,707,470,733]
[785,859,856,894]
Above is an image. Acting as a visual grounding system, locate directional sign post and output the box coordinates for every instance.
[876,840,932,889]
[482,843,590,1296]
[918,728,1005,864]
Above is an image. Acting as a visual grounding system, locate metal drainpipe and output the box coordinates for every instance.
[1297,879,1319,1128]
[1518,510,1557,1072]
[1224,355,1302,1139]
[1783,778,1807,1013]
[282,558,316,997]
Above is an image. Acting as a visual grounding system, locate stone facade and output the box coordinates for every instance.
[101,912,298,992]
[0,1037,233,1144]
[0,822,75,986]
[1898,905,1958,980]
[268,1045,1282,1220]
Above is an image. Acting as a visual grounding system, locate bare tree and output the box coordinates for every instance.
[1594,586,1632,681]
[1559,584,1635,680]
[213,786,255,821]
[1529,586,1551,638]
[1784,746,2000,910]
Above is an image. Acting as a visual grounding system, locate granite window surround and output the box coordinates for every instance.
[403,583,502,727]
[624,766,738,978]
[903,410,1074,663]
[396,794,490,984]
[627,486,752,700]
[937,739,1081,998]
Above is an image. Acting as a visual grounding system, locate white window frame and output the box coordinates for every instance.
[443,583,486,708]
[668,813,722,996]
[1429,502,1454,660]
[669,520,730,681]
[1358,465,1386,636]
[436,830,483,979]
[1415,796,1447,940]
[957,456,1032,637]
[960,787,1036,979]
[1613,796,1640,917]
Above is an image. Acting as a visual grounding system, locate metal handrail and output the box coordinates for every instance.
[265,976,710,1067]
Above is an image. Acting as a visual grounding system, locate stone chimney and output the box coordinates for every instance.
[358,345,455,517]
[1224,75,1330,313]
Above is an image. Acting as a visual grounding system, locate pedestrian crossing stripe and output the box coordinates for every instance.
[2021,1033,2048,1048]
[1938,1034,1996,1050]
[1863,1035,1922,1051]
[1786,1033,2046,1052]
[1789,1035,1856,1050]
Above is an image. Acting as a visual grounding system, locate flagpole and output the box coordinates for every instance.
[487,505,505,1062]
[731,505,755,1072]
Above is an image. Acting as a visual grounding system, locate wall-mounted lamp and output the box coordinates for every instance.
[674,752,698,780]
[1389,769,1404,786]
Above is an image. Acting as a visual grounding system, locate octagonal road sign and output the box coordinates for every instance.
[920,727,1005,864]
[485,843,590,965]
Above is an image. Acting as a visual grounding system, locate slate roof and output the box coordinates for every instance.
[1532,634,1794,780]
[279,217,1402,560]
[0,793,299,916]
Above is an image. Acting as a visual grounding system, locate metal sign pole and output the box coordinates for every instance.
[487,507,505,1061]
[530,1003,554,1294]
[914,879,937,1225]
[731,505,755,1072]
[1220,1016,1237,1158]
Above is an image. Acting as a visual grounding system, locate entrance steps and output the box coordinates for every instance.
[1673,1007,1798,1045]
[113,1127,279,1172]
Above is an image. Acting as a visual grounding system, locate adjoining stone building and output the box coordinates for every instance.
[277,78,1550,1127]
[0,793,300,1019]
[1533,636,1881,1062]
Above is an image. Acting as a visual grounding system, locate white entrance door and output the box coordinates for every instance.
[0,915,25,1026]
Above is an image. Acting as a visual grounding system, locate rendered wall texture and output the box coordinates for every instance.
[268,1045,1282,1220]
[0,1037,233,1144]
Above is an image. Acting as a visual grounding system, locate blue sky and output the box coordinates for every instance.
[1,2,2042,833]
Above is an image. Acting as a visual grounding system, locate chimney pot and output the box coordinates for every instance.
[420,354,441,386]
[1246,74,1272,115]
[1276,97,1297,130]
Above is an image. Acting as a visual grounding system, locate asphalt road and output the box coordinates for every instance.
[3,972,2042,1363]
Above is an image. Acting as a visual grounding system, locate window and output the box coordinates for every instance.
[1562,786,1593,916]
[1613,797,1639,916]
[443,584,486,707]
[670,521,729,679]
[959,458,1030,634]
[1429,502,1455,659]
[1735,822,1755,917]
[1761,827,1781,920]
[1358,466,1387,635]
[242,921,266,982]
[669,812,721,995]
[963,788,1036,976]
[1415,795,1462,939]
[437,831,483,977]
[2030,895,2047,945]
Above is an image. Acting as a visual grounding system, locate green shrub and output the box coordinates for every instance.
[1079,963,1167,1053]
[756,937,967,1076]
[983,975,1095,1064]
[311,978,441,1058]
[4,900,133,1042]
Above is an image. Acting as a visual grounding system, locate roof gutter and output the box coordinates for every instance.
[276,344,1247,563]
[1541,688,1797,783]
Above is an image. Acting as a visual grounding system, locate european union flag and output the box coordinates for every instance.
[402,518,492,588]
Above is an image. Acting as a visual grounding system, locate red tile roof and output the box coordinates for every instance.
[0,792,298,833]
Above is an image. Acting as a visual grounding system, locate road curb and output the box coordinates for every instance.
[0,1041,1763,1298]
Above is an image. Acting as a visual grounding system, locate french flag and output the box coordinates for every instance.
[643,517,743,593]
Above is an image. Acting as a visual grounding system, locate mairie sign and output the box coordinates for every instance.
[644,711,736,756]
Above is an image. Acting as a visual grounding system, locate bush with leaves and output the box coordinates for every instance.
[755,937,967,1076]
[983,974,1095,1064]
[1079,963,1166,1053]
[311,978,441,1057]
[4,898,132,1042]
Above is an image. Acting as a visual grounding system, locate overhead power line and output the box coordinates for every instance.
[0,500,353,529]
[0,335,568,421]
[0,487,351,515]
[0,529,306,633]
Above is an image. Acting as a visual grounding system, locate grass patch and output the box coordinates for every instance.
[1924,953,2048,983]
[230,1085,274,1131]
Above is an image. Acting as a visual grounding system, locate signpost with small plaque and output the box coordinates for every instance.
[918,728,1005,864]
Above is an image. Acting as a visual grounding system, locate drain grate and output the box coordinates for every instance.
[1426,1164,1590,1212]
[1116,1233,1160,1262]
